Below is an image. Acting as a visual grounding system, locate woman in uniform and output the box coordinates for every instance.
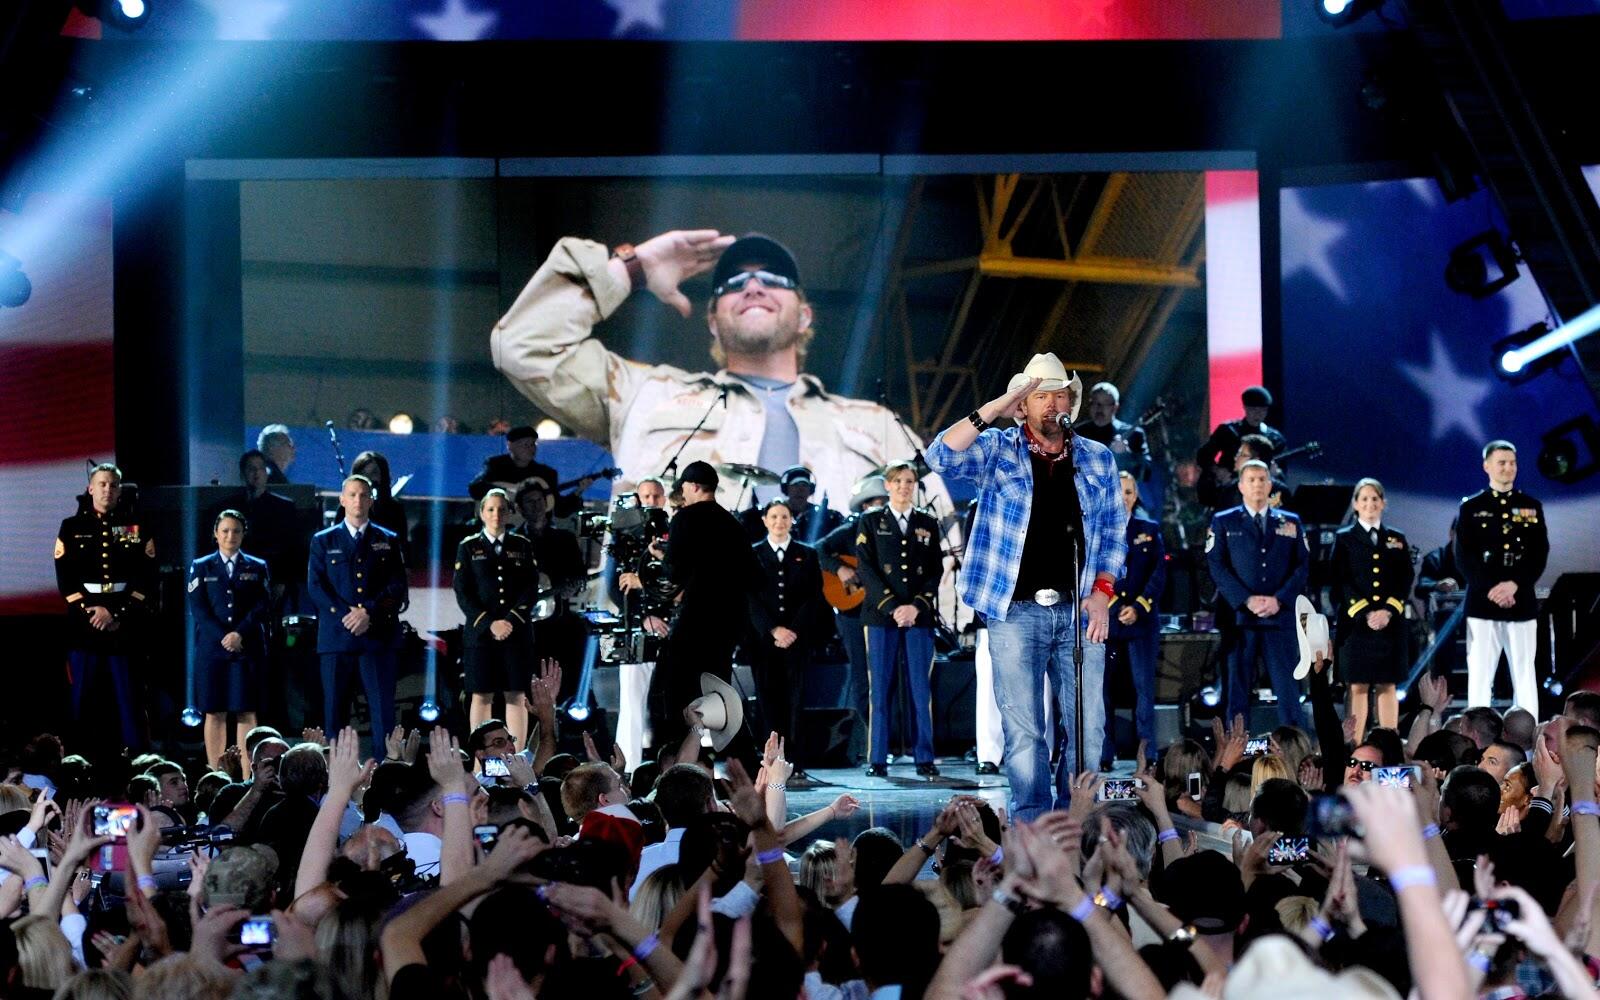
[187,510,272,770]
[1333,478,1414,739]
[455,489,540,750]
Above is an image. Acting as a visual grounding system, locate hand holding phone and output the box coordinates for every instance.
[1244,736,1270,756]
[482,757,510,779]
[1373,765,1420,790]
[1097,777,1144,802]
[1267,835,1312,865]
[91,804,137,840]
[236,916,275,951]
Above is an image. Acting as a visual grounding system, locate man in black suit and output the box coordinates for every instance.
[747,498,824,774]
[646,461,757,760]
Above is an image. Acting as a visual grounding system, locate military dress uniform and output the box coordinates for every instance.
[741,500,845,547]
[748,537,824,766]
[1455,487,1548,711]
[1331,523,1414,687]
[1103,516,1167,764]
[1206,504,1310,726]
[453,531,539,695]
[186,550,272,713]
[307,521,409,756]
[53,506,156,747]
[854,504,942,768]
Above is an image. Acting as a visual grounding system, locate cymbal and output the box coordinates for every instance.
[716,463,781,486]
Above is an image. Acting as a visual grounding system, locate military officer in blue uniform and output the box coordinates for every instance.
[53,463,155,749]
[855,461,944,778]
[187,509,273,770]
[455,488,540,753]
[1331,479,1413,739]
[307,474,409,757]
[1206,460,1310,727]
[1103,471,1167,767]
[747,498,825,773]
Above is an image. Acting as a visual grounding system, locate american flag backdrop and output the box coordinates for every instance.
[0,195,116,615]
[1278,175,1600,582]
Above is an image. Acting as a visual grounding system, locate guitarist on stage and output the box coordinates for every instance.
[470,425,561,503]
[816,475,888,766]
[1196,385,1288,496]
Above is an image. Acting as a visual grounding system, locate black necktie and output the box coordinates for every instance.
[897,514,908,535]
[775,546,785,562]
[224,558,234,578]
[493,540,502,557]
[1255,513,1266,535]
[1369,527,1379,546]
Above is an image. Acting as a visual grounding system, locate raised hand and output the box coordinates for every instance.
[328,727,373,800]
[724,760,769,828]
[627,230,740,319]
[301,726,327,747]
[762,731,781,769]
[984,376,1044,425]
[829,794,860,820]
[425,727,469,794]
[581,731,603,764]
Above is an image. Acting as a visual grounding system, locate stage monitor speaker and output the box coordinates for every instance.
[1156,633,1218,704]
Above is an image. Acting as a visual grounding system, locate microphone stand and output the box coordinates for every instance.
[325,421,347,479]
[1059,414,1086,776]
[661,386,729,480]
[877,379,931,505]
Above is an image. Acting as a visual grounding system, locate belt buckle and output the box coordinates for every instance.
[1033,589,1061,607]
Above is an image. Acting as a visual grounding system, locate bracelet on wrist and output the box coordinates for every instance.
[1467,950,1492,973]
[756,847,785,866]
[440,792,471,808]
[1093,886,1124,911]
[916,839,937,855]
[1572,800,1600,816]
[135,874,158,893]
[23,875,47,892]
[1387,865,1436,892]
[1421,823,1442,840]
[631,932,659,962]
[1068,896,1097,923]
[1093,578,1117,601]
[991,886,1028,914]
[988,846,1004,866]
[1308,915,1335,942]
[1156,828,1180,844]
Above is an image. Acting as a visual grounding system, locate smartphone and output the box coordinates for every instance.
[473,824,499,851]
[237,916,275,950]
[92,804,138,840]
[482,757,510,778]
[1186,772,1203,798]
[1306,793,1360,839]
[1267,835,1313,866]
[1097,777,1143,802]
[1373,765,1421,790]
[1244,736,1270,757]
[1469,897,1520,932]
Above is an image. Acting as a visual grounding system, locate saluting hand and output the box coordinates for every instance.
[627,230,739,318]
[981,376,1043,425]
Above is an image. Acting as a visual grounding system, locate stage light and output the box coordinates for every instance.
[1200,685,1221,708]
[1499,301,1600,380]
[1537,415,1600,485]
[418,699,440,722]
[1493,322,1563,384]
[565,701,591,722]
[1397,686,1408,703]
[1316,0,1381,26]
[388,413,415,434]
[77,0,151,31]
[535,418,563,440]
[180,705,202,727]
[0,252,32,308]
[1544,676,1565,697]
[1445,230,1521,299]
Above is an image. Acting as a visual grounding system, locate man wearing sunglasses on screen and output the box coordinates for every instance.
[490,228,958,563]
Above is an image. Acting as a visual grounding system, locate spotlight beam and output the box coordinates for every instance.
[1501,302,1600,374]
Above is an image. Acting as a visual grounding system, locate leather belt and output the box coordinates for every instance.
[83,582,127,594]
[1032,589,1062,607]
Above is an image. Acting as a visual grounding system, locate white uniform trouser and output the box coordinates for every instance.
[617,661,655,767]
[974,628,1052,766]
[1465,618,1538,712]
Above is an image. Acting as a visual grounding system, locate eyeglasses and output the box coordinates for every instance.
[485,734,517,750]
[713,269,797,298]
[1346,758,1377,772]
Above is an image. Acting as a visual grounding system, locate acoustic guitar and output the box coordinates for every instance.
[822,555,865,612]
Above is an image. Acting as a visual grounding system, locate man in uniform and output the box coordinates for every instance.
[489,227,953,540]
[816,475,888,765]
[1103,470,1166,768]
[1206,460,1310,727]
[646,461,756,761]
[1196,386,1288,496]
[1456,441,1548,712]
[54,463,155,749]
[741,465,845,546]
[307,475,409,758]
[747,498,825,774]
[1075,382,1150,481]
[855,462,945,778]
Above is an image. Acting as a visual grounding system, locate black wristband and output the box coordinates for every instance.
[967,410,989,432]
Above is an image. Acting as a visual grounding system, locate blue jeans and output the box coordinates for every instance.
[1224,627,1305,728]
[1103,630,1159,765]
[987,601,1106,822]
[865,625,935,766]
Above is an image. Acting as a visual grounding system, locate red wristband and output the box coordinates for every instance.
[1093,578,1116,601]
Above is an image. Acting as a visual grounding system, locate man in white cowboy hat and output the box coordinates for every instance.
[926,352,1127,821]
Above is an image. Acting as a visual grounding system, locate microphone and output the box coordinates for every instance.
[1055,412,1075,429]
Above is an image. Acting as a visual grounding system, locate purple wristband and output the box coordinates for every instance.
[441,792,471,808]
[135,874,157,893]
[632,932,659,961]
[989,846,1004,866]
[1421,823,1441,840]
[1573,800,1600,817]
[1068,896,1097,923]
[1308,915,1335,942]
[1156,828,1180,844]
[756,847,784,866]
[22,876,46,892]
[1388,865,1436,893]
[1467,951,1492,973]
[1095,886,1124,911]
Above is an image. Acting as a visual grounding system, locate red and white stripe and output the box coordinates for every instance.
[1204,170,1263,429]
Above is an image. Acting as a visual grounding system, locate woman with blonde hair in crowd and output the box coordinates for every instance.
[628,863,685,931]
[51,968,132,1000]
[799,841,853,909]
[1250,754,1292,798]
[13,915,78,995]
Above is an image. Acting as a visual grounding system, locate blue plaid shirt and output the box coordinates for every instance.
[927,426,1127,622]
